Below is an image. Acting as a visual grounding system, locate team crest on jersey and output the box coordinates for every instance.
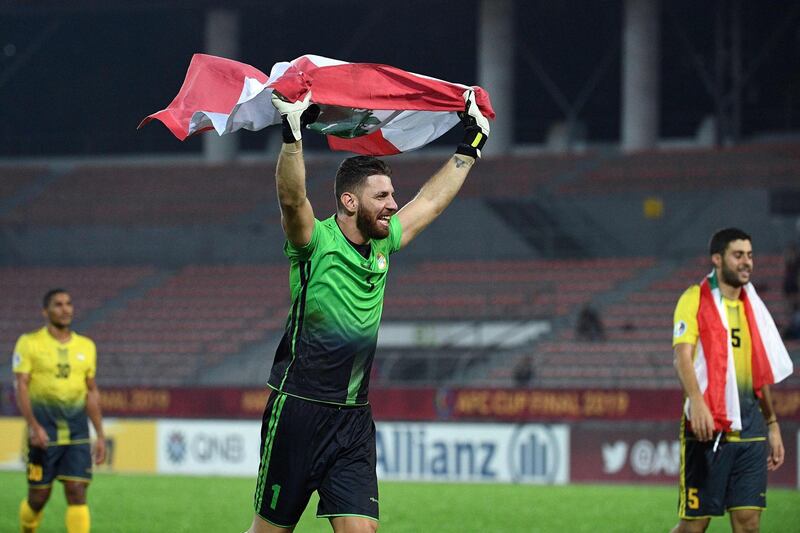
[376,253,387,271]
[77,353,86,361]
[673,320,687,338]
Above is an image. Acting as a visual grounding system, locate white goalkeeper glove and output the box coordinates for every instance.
[455,89,490,159]
[271,90,320,143]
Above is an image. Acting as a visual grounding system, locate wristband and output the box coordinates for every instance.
[766,417,778,426]
[455,143,478,159]
[455,127,487,159]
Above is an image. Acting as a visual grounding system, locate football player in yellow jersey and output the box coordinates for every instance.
[13,289,105,533]
[670,229,785,533]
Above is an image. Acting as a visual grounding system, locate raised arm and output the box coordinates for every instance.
[271,92,320,247]
[396,90,490,248]
[397,155,474,248]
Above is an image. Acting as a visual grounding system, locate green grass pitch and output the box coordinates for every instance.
[1,471,797,532]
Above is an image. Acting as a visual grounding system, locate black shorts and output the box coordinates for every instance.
[27,443,92,488]
[253,391,379,528]
[678,437,767,518]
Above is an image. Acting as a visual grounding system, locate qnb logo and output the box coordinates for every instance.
[508,425,561,483]
[191,433,245,463]
[166,432,187,464]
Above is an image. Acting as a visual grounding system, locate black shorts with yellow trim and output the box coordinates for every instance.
[678,435,767,518]
[27,442,92,488]
[253,390,379,528]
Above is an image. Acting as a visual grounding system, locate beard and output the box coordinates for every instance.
[356,207,390,240]
[720,262,748,287]
[49,317,71,329]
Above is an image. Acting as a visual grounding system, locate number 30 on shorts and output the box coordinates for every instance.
[687,487,700,509]
[27,463,43,482]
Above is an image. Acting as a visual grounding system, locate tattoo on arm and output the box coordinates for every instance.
[453,156,469,168]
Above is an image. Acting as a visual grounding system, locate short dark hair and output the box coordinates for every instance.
[709,228,751,256]
[334,156,392,212]
[43,288,68,308]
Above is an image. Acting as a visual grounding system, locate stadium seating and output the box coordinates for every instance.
[86,265,289,385]
[0,257,654,385]
[2,144,798,228]
[384,257,654,320]
[0,163,281,225]
[4,254,794,388]
[0,266,156,361]
[1,143,799,388]
[374,257,655,383]
[381,153,589,201]
[557,142,800,194]
[0,166,47,202]
[495,254,800,388]
[0,154,588,228]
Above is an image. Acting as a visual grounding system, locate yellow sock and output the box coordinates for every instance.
[65,504,90,533]
[19,499,43,533]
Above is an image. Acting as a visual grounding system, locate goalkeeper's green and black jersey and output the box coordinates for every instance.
[268,214,402,406]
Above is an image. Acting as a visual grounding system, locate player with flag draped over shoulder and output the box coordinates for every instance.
[670,228,793,533]
[242,87,490,532]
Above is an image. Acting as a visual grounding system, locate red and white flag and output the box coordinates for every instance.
[139,54,495,156]
[691,271,794,432]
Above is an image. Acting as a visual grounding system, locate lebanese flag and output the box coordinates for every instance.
[688,271,794,432]
[139,54,495,156]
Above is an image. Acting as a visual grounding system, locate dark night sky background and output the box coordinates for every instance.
[1,0,798,156]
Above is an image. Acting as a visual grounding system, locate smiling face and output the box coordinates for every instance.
[714,238,753,288]
[353,174,398,240]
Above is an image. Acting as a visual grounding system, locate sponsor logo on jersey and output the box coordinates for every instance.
[12,351,22,369]
[673,320,687,338]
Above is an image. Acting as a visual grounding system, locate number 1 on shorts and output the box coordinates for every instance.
[270,484,281,510]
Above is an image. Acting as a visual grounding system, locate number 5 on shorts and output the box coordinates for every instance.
[687,487,699,509]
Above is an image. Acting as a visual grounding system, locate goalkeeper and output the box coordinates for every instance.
[244,90,489,533]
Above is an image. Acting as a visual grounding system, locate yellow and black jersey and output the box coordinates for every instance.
[672,285,766,440]
[12,326,96,445]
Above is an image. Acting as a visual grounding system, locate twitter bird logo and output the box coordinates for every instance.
[602,441,628,473]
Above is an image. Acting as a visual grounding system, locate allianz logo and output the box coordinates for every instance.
[375,424,563,483]
[376,427,497,478]
[507,425,562,483]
